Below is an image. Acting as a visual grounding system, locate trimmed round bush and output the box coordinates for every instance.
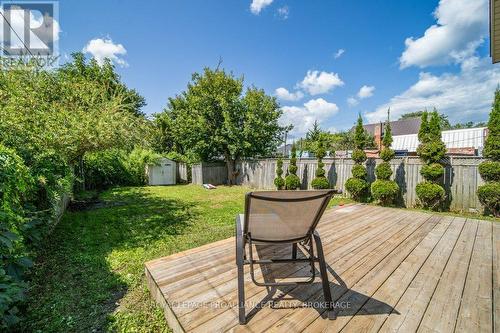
[416,141,446,164]
[375,162,392,180]
[380,148,395,162]
[345,177,368,201]
[478,161,500,182]
[274,177,285,190]
[311,177,330,189]
[371,180,399,205]
[420,163,444,182]
[352,149,367,163]
[288,165,298,174]
[477,182,500,217]
[316,166,326,178]
[285,174,301,190]
[351,164,367,179]
[415,181,445,209]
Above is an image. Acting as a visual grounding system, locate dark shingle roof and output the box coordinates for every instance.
[362,118,422,136]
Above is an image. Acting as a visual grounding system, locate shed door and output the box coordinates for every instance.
[161,162,173,184]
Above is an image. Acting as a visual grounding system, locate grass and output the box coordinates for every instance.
[23,185,350,332]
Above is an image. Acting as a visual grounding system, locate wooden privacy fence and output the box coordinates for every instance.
[192,157,485,212]
[176,162,190,183]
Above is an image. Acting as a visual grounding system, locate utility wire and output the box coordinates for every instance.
[0,9,34,56]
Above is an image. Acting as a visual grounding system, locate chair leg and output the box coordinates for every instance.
[313,232,335,319]
[292,243,298,259]
[236,216,246,324]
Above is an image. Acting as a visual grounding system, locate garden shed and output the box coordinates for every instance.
[146,158,176,185]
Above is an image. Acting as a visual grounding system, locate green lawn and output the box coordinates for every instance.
[23,185,350,332]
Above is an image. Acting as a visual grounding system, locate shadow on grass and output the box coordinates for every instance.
[22,187,196,332]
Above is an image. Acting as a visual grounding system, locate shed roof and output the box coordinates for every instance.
[392,127,487,152]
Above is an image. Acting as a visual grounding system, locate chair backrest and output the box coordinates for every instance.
[244,190,334,242]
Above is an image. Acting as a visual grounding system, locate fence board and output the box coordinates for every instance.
[192,157,485,212]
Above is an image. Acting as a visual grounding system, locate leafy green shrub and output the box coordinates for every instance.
[352,164,367,179]
[380,147,395,162]
[345,177,368,200]
[371,180,399,205]
[84,148,161,190]
[416,141,446,164]
[285,174,301,190]
[83,149,129,190]
[478,160,500,182]
[311,140,330,189]
[416,111,446,209]
[125,147,162,185]
[415,182,445,209]
[375,162,392,180]
[315,162,326,178]
[483,90,500,160]
[274,157,285,190]
[311,177,330,189]
[285,144,301,190]
[0,145,34,329]
[274,177,285,190]
[477,182,500,216]
[420,163,444,182]
[352,149,367,163]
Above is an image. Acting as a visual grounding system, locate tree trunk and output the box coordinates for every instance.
[225,155,237,186]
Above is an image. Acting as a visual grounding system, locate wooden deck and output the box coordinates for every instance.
[145,204,500,333]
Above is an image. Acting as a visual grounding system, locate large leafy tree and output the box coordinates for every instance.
[0,53,151,188]
[156,67,284,184]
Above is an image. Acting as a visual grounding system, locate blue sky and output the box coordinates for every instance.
[53,0,497,138]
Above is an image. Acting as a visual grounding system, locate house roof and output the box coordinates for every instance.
[362,118,422,136]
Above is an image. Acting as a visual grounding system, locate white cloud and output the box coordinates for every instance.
[298,70,344,95]
[399,0,488,68]
[250,0,273,14]
[366,56,500,123]
[275,87,303,101]
[280,98,339,137]
[83,38,128,67]
[334,49,345,59]
[357,85,375,99]
[277,6,289,19]
[347,97,359,107]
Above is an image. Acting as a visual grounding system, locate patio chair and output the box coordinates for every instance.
[236,190,335,324]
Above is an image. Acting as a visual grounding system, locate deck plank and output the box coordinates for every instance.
[455,220,493,332]
[378,217,467,333]
[416,218,478,333]
[144,205,498,333]
[301,215,442,332]
[340,215,455,333]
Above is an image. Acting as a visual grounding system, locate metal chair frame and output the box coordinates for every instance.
[236,190,334,324]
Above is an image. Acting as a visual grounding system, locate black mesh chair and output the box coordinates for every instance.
[235,190,335,324]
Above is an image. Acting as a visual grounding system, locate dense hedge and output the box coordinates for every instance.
[0,144,73,328]
[478,89,500,216]
[83,147,161,190]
